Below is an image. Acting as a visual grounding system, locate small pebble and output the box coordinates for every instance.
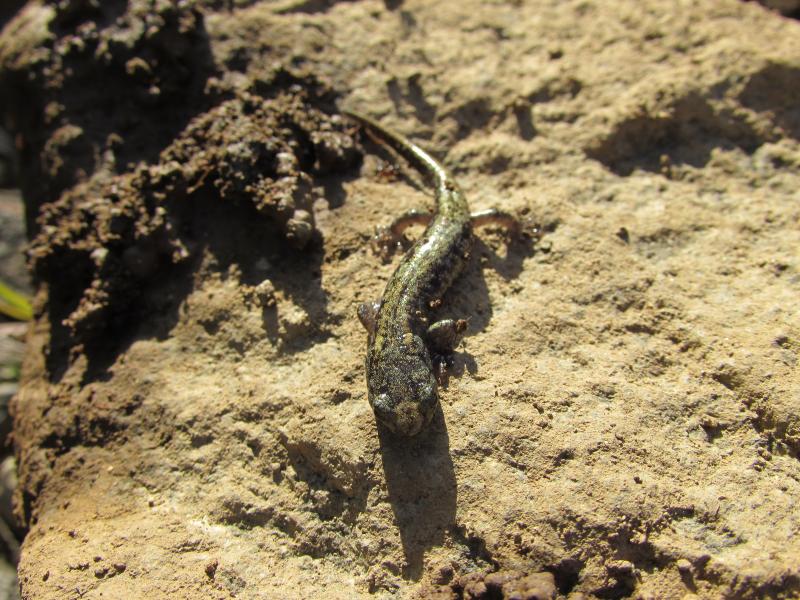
[255,279,276,307]
[205,559,218,579]
[676,559,692,574]
[606,560,635,576]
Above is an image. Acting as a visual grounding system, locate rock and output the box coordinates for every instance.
[2,0,799,598]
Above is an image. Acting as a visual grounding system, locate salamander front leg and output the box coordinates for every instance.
[426,318,468,354]
[373,209,433,260]
[427,318,468,387]
[357,300,381,334]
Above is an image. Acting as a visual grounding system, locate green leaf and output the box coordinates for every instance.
[0,280,32,321]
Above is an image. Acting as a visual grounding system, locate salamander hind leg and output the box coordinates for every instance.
[471,208,543,241]
[373,209,433,261]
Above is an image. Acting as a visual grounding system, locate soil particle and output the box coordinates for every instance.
[423,569,557,600]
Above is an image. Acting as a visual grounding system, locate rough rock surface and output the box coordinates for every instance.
[1,1,799,598]
[0,190,28,294]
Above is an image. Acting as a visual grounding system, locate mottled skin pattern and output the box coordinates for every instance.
[346,111,473,436]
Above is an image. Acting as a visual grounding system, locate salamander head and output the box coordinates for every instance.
[368,333,438,436]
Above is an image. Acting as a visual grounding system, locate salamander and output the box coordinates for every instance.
[346,111,519,436]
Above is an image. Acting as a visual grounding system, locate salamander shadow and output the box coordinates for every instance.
[378,405,456,580]
[443,233,534,358]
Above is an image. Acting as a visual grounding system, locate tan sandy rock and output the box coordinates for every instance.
[0,1,798,598]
